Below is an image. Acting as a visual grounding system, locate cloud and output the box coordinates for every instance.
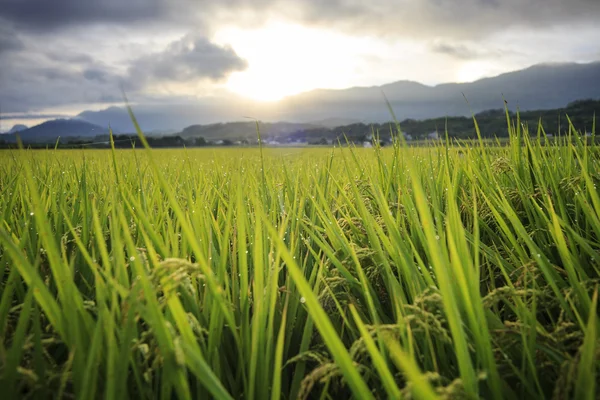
[125,33,248,89]
[0,49,122,112]
[431,42,484,60]
[0,113,71,120]
[283,0,600,40]
[45,50,94,64]
[0,0,598,115]
[0,25,23,54]
[0,30,247,113]
[0,0,166,32]
[83,68,110,83]
[3,0,598,39]
[430,41,518,60]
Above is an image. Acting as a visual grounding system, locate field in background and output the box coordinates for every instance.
[0,117,599,399]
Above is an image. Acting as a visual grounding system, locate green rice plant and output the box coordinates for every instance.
[0,107,599,399]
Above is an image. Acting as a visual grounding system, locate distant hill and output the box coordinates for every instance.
[75,104,220,134]
[74,62,600,132]
[178,121,322,141]
[307,118,362,128]
[285,99,600,142]
[1,119,108,143]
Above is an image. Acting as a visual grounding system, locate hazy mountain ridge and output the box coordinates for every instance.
[3,62,599,143]
[2,99,598,147]
[178,121,324,140]
[178,98,600,143]
[1,119,108,143]
[280,62,600,121]
[63,62,600,133]
[291,98,600,142]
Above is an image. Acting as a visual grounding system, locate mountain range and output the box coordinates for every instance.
[1,119,108,143]
[2,61,600,143]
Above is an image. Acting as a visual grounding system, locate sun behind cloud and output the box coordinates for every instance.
[455,61,493,83]
[215,22,394,101]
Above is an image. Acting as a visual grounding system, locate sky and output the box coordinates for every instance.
[1,0,600,130]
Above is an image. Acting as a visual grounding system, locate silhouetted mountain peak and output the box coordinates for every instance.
[8,124,28,134]
[3,119,108,143]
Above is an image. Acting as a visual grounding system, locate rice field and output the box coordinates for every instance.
[0,115,599,399]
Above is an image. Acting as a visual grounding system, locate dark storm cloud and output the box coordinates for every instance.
[125,34,248,89]
[1,0,599,38]
[0,0,166,31]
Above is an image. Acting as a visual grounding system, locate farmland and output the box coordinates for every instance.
[0,117,599,399]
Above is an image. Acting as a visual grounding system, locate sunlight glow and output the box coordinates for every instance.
[214,22,393,101]
[455,61,495,83]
